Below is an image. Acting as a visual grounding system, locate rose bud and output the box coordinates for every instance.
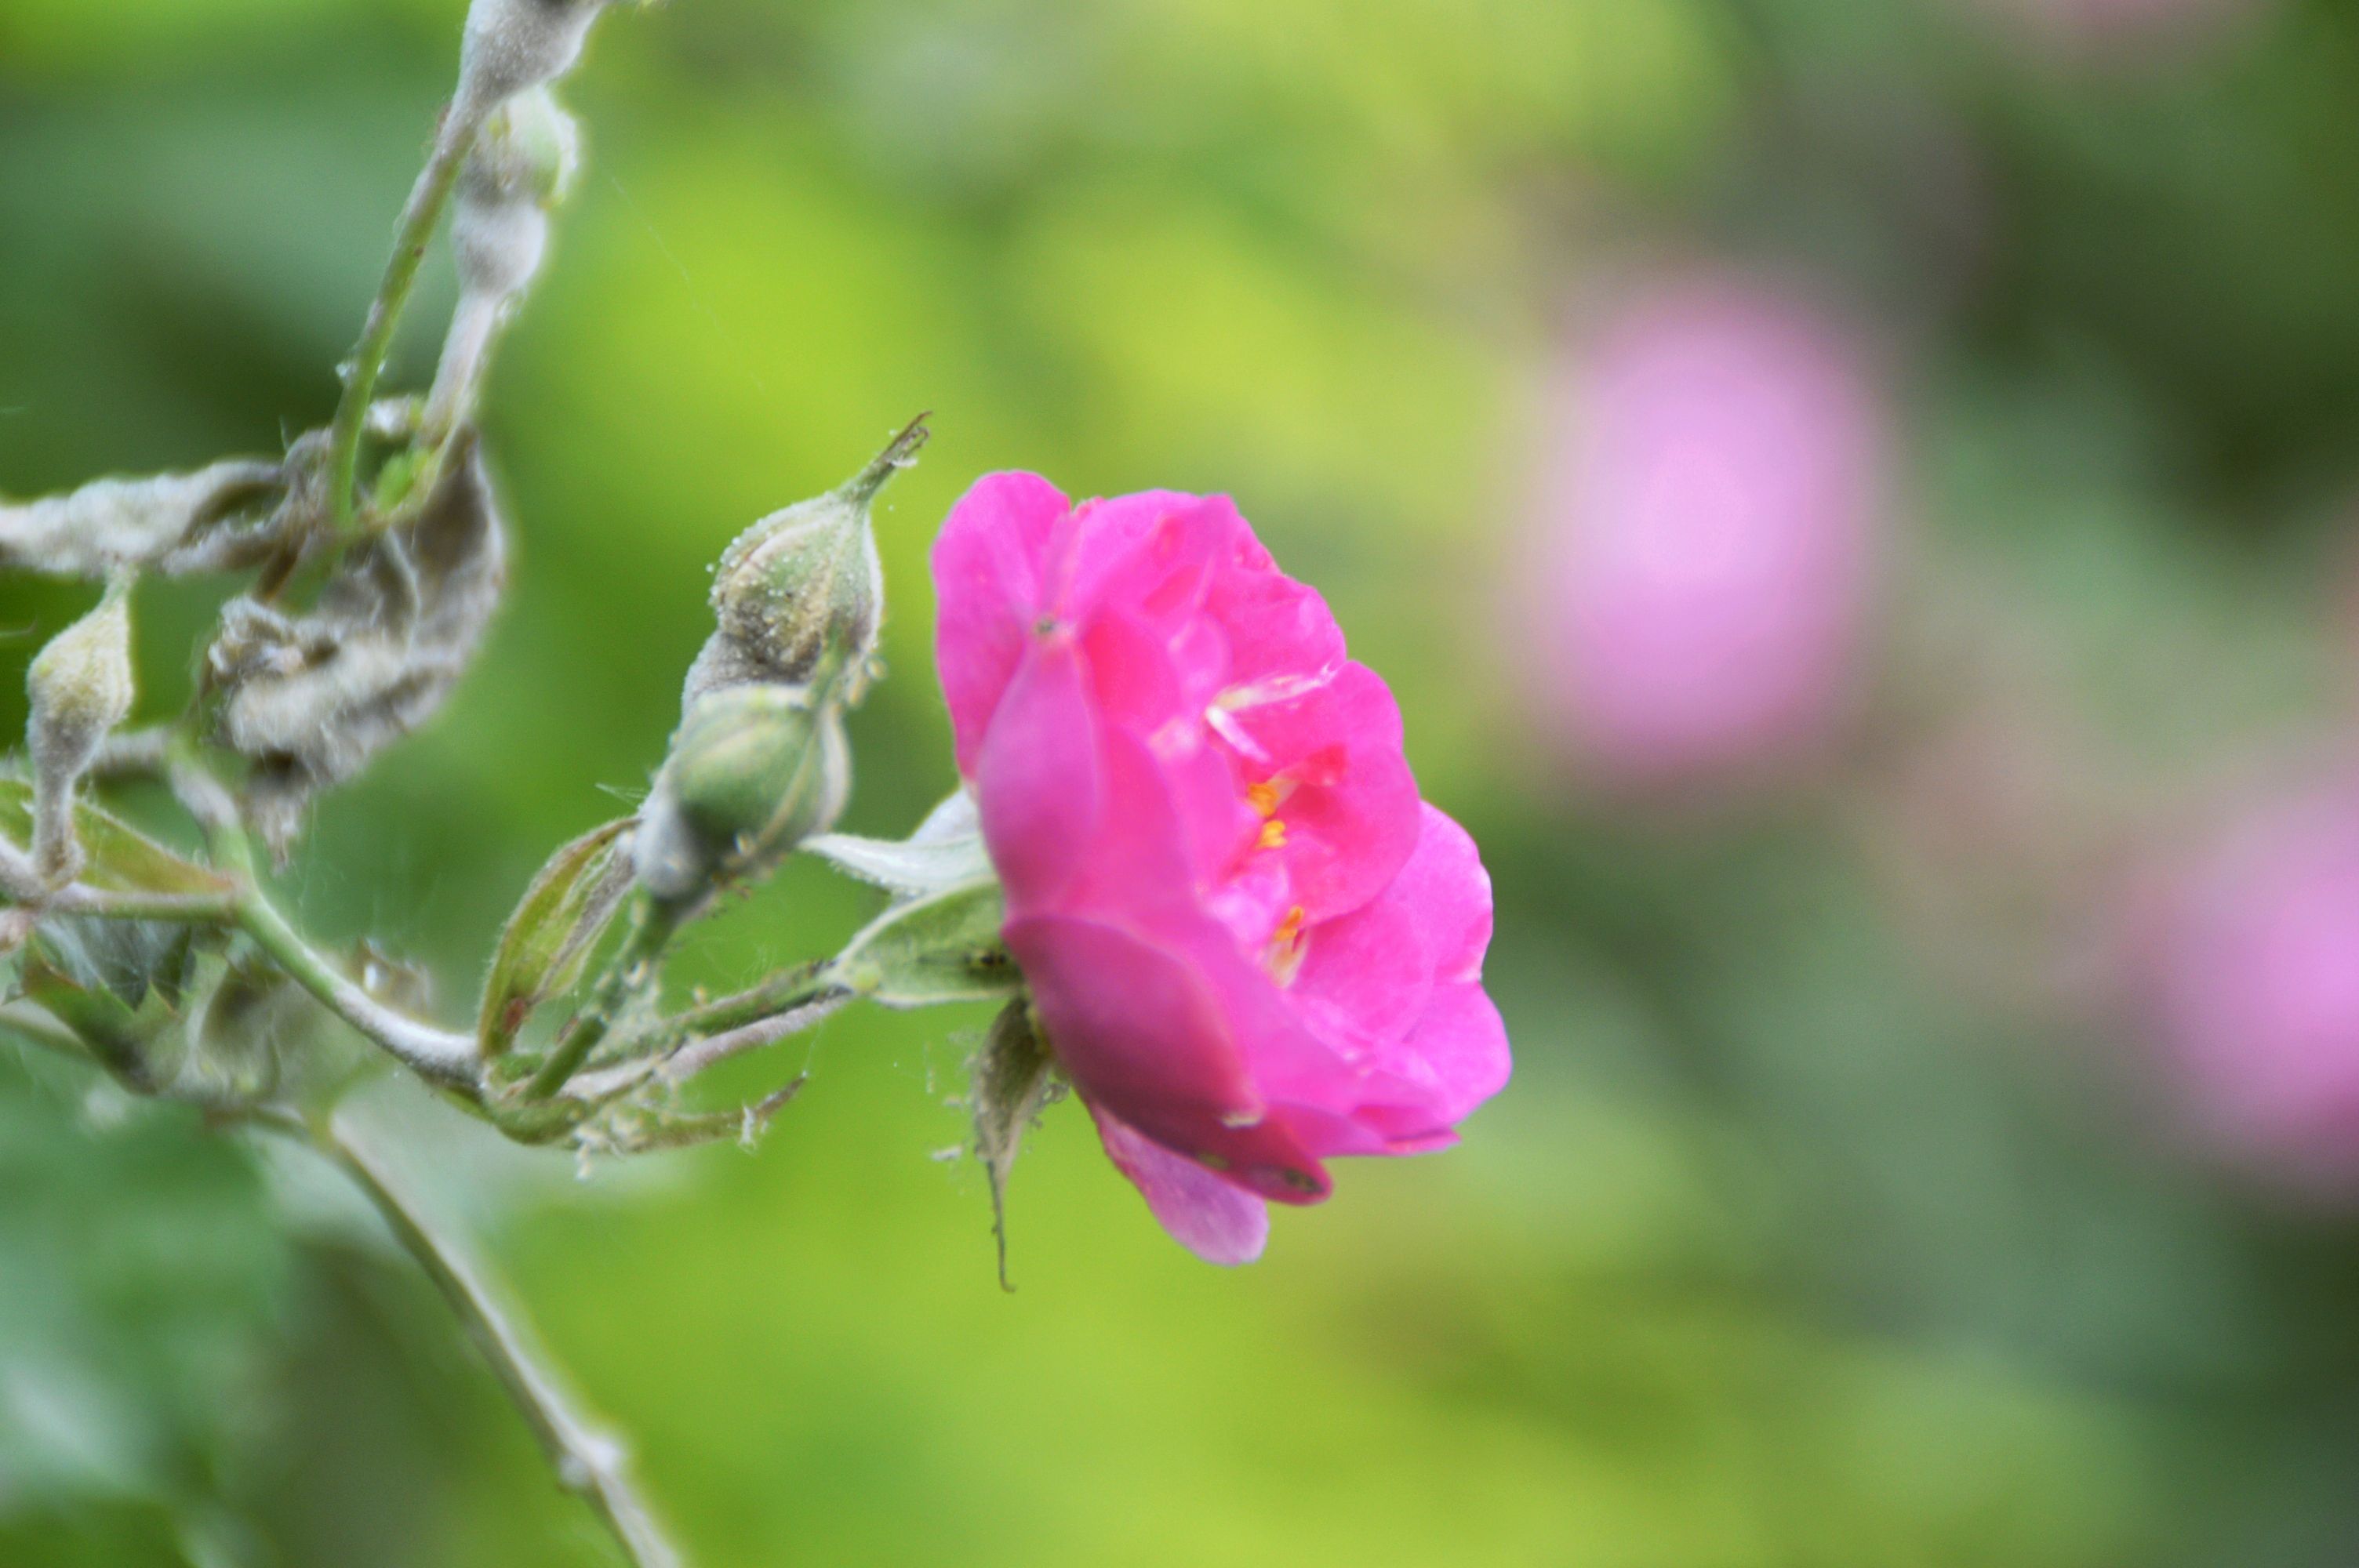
[685,419,928,706]
[26,576,136,884]
[633,680,851,905]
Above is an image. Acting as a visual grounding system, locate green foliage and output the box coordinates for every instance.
[0,1070,292,1526]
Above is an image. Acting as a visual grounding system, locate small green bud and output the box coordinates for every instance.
[634,681,851,904]
[481,86,583,210]
[689,418,929,704]
[453,89,577,303]
[27,577,136,884]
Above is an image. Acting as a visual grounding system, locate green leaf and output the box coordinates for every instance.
[803,787,989,900]
[0,779,227,896]
[829,876,1018,1008]
[476,817,633,1058]
[20,916,205,1084]
[971,1000,1057,1292]
[28,916,201,1014]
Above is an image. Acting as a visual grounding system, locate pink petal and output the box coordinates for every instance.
[975,632,1102,913]
[1005,912,1259,1129]
[1081,610,1189,739]
[1007,912,1331,1202]
[1377,804,1495,984]
[1057,720,1213,924]
[1221,662,1422,922]
[1289,895,1434,1058]
[1204,531,1347,688]
[931,473,1071,774]
[1089,1101,1270,1266]
[1060,492,1241,633]
[1375,981,1512,1129]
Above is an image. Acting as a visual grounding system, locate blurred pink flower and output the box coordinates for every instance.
[2139,787,2359,1188]
[1528,278,1885,783]
[933,475,1510,1265]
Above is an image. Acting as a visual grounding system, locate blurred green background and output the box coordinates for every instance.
[9,0,2359,1563]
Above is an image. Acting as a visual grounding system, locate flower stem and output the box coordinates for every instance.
[194,804,482,1091]
[633,960,841,1054]
[325,114,480,535]
[232,886,482,1090]
[314,1113,685,1568]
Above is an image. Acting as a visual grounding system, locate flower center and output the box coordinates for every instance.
[1266,904,1308,985]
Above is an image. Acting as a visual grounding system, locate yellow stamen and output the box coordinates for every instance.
[1271,905,1306,949]
[1246,781,1281,818]
[1256,818,1288,851]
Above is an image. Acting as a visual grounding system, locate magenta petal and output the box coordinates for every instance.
[1379,981,1512,1127]
[1205,533,1347,688]
[1089,1101,1269,1266]
[1290,895,1433,1058]
[975,634,1102,913]
[1225,662,1422,922]
[1009,911,1332,1202]
[1379,804,1495,983]
[1062,723,1212,924]
[1062,492,1241,632]
[1005,913,1259,1133]
[1081,610,1188,740]
[931,473,1071,774]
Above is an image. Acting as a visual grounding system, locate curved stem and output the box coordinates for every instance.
[194,802,482,1092]
[315,1113,684,1568]
[232,886,481,1091]
[49,884,241,922]
[325,114,479,535]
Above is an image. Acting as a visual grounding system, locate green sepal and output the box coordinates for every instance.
[829,877,1018,1007]
[478,817,633,1058]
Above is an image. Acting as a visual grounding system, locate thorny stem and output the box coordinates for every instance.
[318,1113,684,1568]
[325,114,480,536]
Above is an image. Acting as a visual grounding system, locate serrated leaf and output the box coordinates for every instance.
[830,876,1018,1007]
[972,1000,1056,1291]
[30,916,201,1013]
[21,917,205,1083]
[803,787,990,898]
[0,779,228,897]
[476,817,633,1058]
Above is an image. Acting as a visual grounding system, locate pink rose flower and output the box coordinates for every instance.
[932,474,1510,1264]
[2138,786,2359,1190]
[1527,278,1884,783]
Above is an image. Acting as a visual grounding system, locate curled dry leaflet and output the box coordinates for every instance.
[0,2,1509,1562]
